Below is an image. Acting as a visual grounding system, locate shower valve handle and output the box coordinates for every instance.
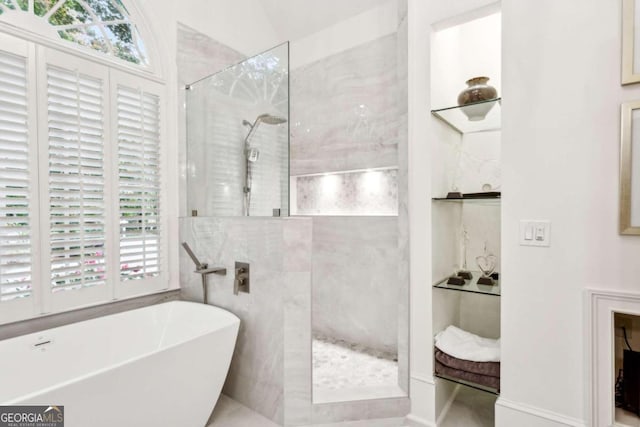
[234,263,250,295]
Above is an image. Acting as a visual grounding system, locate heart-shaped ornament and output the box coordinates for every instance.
[475,254,497,277]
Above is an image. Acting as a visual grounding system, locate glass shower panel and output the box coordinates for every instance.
[186,42,289,217]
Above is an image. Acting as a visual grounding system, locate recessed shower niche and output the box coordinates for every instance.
[186,42,290,217]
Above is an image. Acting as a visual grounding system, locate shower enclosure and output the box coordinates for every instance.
[186,43,290,217]
[181,9,409,421]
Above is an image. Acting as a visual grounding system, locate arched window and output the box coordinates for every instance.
[0,0,148,65]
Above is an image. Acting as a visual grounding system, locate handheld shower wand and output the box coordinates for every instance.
[181,241,207,271]
[241,113,287,216]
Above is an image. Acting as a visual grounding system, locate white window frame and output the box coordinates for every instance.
[0,28,168,324]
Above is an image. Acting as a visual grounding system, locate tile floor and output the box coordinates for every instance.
[207,395,280,427]
[313,336,404,403]
[206,395,405,427]
[207,385,495,427]
[439,386,496,427]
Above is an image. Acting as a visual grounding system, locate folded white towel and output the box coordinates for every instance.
[434,325,500,362]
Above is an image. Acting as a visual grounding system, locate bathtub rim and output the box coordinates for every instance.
[1,301,240,405]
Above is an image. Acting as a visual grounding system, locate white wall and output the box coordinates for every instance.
[497,0,640,425]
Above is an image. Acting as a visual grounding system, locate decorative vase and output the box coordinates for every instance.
[457,76,498,121]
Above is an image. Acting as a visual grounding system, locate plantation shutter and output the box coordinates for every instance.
[0,49,33,303]
[46,64,107,293]
[38,49,112,313]
[115,78,163,292]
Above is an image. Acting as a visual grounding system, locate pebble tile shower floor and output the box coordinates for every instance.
[312,335,403,402]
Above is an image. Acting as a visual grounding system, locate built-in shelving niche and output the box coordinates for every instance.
[429,5,503,419]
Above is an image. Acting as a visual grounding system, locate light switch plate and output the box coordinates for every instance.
[519,220,551,247]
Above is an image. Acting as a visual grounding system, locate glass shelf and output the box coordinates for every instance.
[432,197,501,205]
[434,373,500,395]
[431,98,501,134]
[433,272,501,297]
[433,191,500,201]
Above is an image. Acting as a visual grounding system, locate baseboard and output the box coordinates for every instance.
[496,397,586,427]
[407,374,437,426]
[404,413,435,427]
[436,384,460,426]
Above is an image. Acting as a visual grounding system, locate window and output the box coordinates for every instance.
[0,11,165,323]
[0,0,148,66]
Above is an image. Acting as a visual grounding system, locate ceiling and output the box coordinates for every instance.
[258,0,394,42]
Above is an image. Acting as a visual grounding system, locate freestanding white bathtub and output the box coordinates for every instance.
[0,301,240,427]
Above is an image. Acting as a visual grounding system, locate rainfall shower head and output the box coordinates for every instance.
[243,113,287,131]
[242,113,287,149]
[255,113,287,125]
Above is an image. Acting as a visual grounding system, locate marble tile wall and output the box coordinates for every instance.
[180,217,312,426]
[283,219,313,426]
[311,216,399,354]
[294,169,398,216]
[177,23,246,87]
[395,0,409,394]
[290,33,401,176]
[311,397,410,425]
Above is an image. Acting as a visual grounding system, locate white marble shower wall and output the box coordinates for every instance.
[311,216,399,355]
[180,217,312,426]
[290,32,401,178]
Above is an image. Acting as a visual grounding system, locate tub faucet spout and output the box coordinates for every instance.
[181,242,227,304]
